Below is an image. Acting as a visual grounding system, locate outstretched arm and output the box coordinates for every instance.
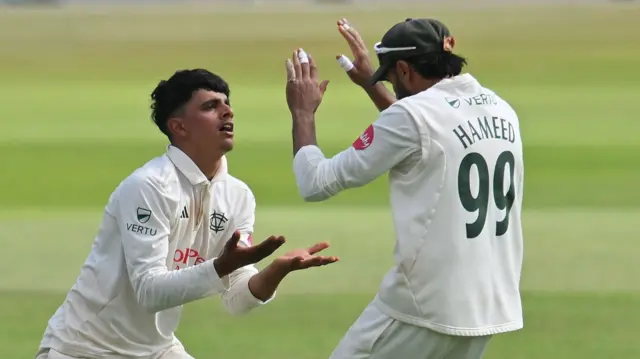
[219,189,338,315]
[292,104,422,202]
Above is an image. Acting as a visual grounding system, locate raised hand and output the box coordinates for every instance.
[214,231,286,277]
[335,18,396,111]
[336,18,376,88]
[285,48,330,114]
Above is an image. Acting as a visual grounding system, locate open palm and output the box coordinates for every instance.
[273,242,339,272]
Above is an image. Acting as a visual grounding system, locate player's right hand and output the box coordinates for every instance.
[336,18,376,88]
[213,231,286,277]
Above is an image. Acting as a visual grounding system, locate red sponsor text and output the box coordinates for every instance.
[173,248,206,270]
[352,124,374,150]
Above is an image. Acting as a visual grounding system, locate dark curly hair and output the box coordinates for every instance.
[150,69,230,140]
[405,52,467,80]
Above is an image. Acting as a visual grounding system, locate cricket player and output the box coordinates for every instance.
[284,18,524,359]
[35,69,339,359]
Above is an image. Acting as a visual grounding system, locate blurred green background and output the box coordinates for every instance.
[1,3,639,358]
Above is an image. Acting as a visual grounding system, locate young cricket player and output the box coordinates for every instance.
[284,18,524,359]
[35,69,338,359]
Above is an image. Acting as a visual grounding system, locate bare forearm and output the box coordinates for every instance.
[364,83,396,112]
[247,263,288,302]
[292,111,317,156]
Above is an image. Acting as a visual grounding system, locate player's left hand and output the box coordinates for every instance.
[285,48,330,114]
[335,18,376,88]
[271,241,339,273]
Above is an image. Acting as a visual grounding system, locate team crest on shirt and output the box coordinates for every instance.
[352,124,374,150]
[136,207,151,224]
[446,97,461,108]
[209,211,228,233]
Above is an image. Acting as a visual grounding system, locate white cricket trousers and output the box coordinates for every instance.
[35,346,195,359]
[329,302,492,359]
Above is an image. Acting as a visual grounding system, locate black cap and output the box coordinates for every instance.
[370,18,453,84]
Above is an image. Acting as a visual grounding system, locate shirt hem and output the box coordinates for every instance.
[39,334,175,358]
[372,296,524,337]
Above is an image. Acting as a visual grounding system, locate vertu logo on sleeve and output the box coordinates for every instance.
[126,207,157,236]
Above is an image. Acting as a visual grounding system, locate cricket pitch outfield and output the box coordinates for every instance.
[1,3,639,358]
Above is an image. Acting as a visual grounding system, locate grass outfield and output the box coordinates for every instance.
[2,208,639,358]
[1,3,639,359]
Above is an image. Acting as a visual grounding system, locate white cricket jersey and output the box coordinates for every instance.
[293,73,524,336]
[38,145,273,358]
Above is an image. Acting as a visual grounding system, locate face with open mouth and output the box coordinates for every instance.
[220,121,234,135]
[171,89,236,155]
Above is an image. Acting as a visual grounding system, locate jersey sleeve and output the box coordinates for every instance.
[220,188,275,315]
[293,104,422,202]
[117,175,229,313]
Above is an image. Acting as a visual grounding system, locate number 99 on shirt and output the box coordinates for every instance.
[457,150,516,239]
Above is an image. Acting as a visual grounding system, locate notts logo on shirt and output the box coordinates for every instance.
[210,211,228,233]
[126,207,158,236]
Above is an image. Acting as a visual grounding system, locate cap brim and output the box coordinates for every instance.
[369,63,391,85]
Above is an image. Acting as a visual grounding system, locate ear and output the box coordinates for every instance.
[167,117,187,139]
[396,60,412,80]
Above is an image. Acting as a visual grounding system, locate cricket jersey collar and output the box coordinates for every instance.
[432,73,477,90]
[166,145,228,186]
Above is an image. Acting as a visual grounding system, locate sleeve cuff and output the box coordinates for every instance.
[237,273,277,307]
[201,258,231,295]
[222,266,276,314]
[293,145,329,201]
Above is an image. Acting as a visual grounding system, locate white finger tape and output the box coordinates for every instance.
[337,55,354,71]
[298,49,309,64]
[343,23,351,31]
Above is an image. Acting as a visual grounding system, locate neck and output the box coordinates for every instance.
[414,78,442,93]
[173,143,223,180]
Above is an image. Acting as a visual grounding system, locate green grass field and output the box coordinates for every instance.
[1,3,640,358]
